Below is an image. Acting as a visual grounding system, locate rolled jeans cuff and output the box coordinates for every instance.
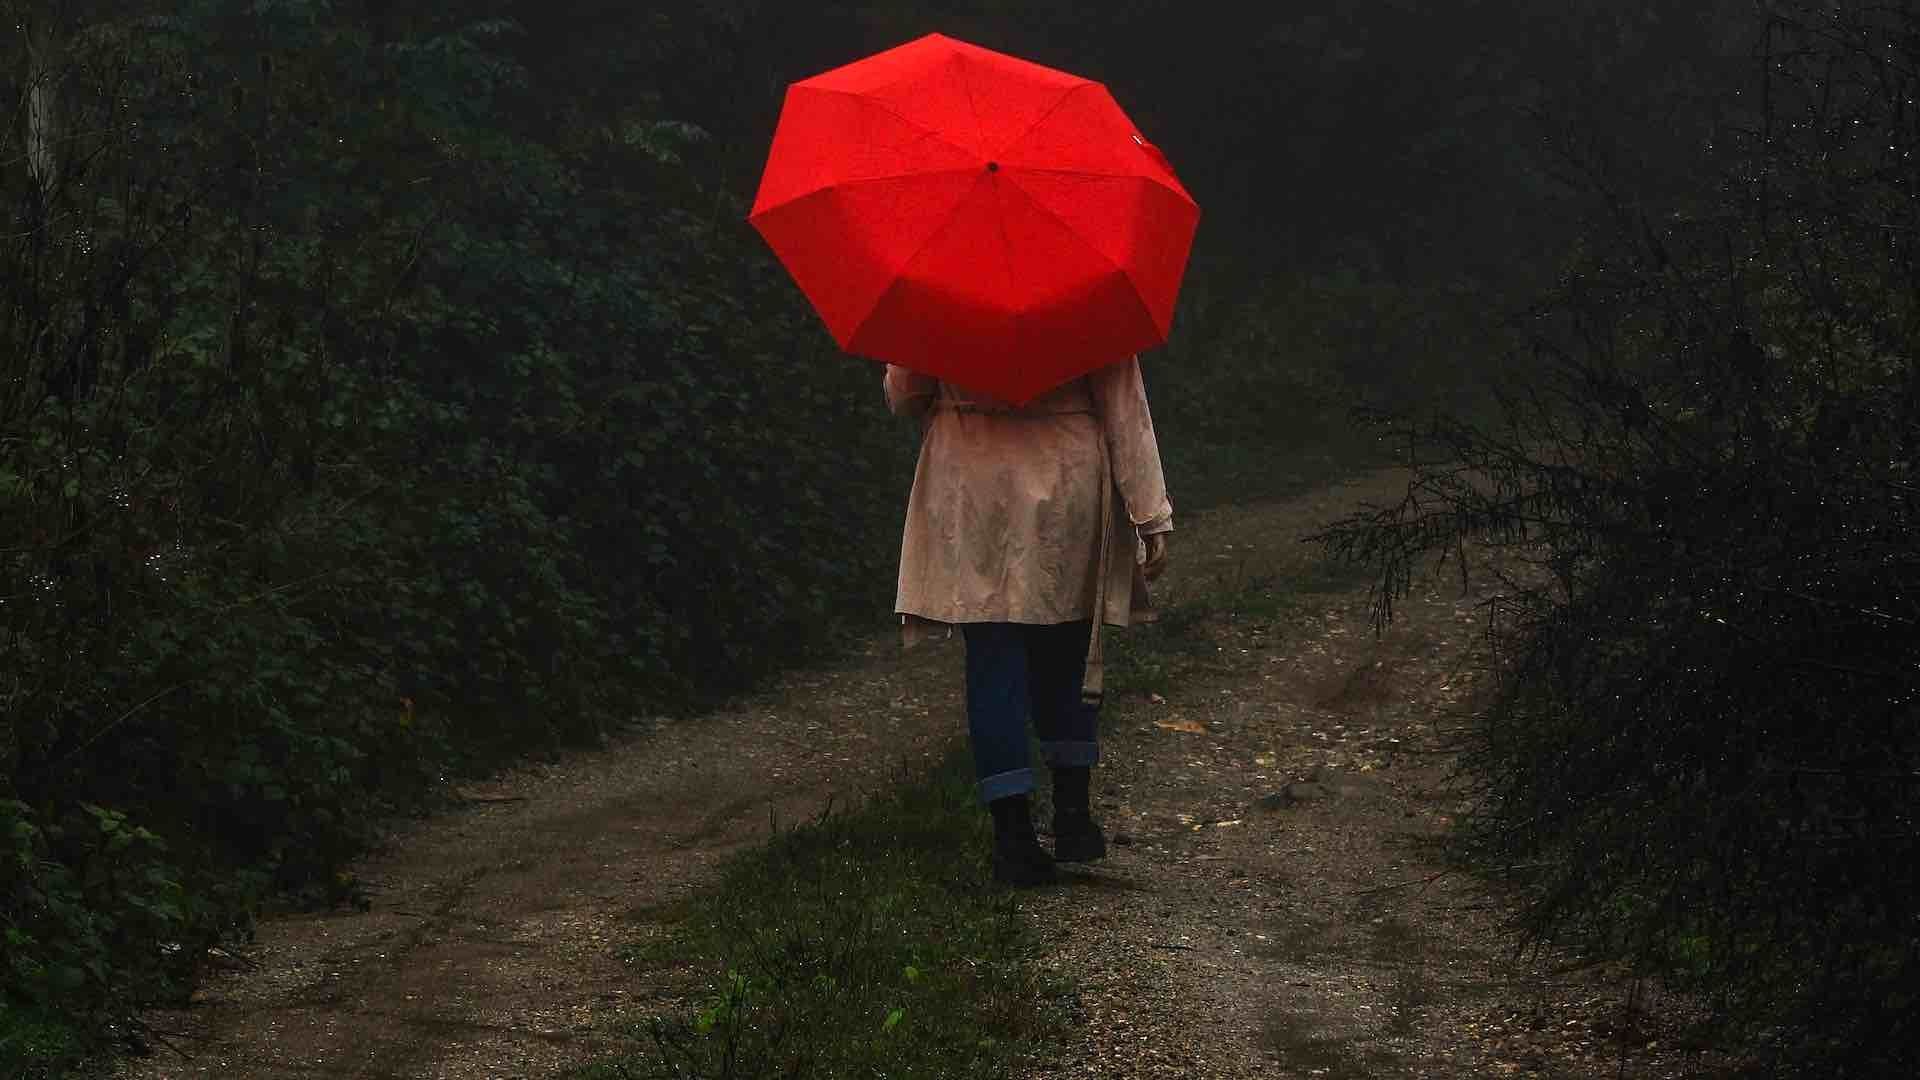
[977,767,1035,805]
[1040,740,1100,768]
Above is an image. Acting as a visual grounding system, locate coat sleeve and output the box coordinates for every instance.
[1088,356,1174,534]
[884,364,938,418]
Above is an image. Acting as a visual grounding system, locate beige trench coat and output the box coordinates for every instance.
[885,358,1174,696]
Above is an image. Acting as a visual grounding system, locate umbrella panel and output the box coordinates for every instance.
[750,84,979,216]
[1003,169,1197,336]
[751,169,985,350]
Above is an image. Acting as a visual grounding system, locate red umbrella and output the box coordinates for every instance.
[748,33,1200,405]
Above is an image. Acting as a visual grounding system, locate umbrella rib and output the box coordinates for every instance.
[823,167,983,188]
[1000,166,1197,206]
[845,170,996,349]
[997,173,1163,334]
[1006,165,1181,183]
[990,173,1022,356]
[955,51,990,154]
[991,81,1096,159]
[800,84,981,162]
[751,168,989,215]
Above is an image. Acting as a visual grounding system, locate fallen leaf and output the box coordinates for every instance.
[1154,716,1206,734]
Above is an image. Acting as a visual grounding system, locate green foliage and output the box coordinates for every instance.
[0,1001,84,1080]
[1,799,201,1076]
[1,1,909,1066]
[573,750,1068,1080]
[1317,2,1920,1071]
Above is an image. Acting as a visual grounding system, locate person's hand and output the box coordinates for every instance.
[1142,532,1170,582]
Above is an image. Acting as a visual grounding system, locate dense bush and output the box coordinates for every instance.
[1,3,908,1068]
[1319,2,1920,1071]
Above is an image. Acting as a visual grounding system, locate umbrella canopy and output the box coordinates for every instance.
[748,33,1200,405]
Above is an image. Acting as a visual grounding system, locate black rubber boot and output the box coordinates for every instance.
[989,794,1056,886]
[1051,766,1108,863]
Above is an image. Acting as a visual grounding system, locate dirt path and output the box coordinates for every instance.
[119,471,1743,1079]
[1016,485,1747,1078]
[117,628,969,1078]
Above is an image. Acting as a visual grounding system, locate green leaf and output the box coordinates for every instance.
[49,965,88,992]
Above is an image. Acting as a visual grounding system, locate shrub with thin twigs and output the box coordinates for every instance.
[1316,2,1920,1072]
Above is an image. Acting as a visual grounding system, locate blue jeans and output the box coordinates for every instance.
[961,621,1101,804]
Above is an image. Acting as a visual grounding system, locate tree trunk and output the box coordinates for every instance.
[23,7,62,202]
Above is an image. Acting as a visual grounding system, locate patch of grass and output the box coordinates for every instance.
[0,1006,88,1080]
[616,923,687,975]
[572,747,1071,1080]
[1108,556,1368,702]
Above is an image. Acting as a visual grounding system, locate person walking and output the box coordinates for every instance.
[886,358,1173,886]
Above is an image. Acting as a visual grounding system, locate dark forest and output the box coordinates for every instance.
[4,1,1915,1075]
